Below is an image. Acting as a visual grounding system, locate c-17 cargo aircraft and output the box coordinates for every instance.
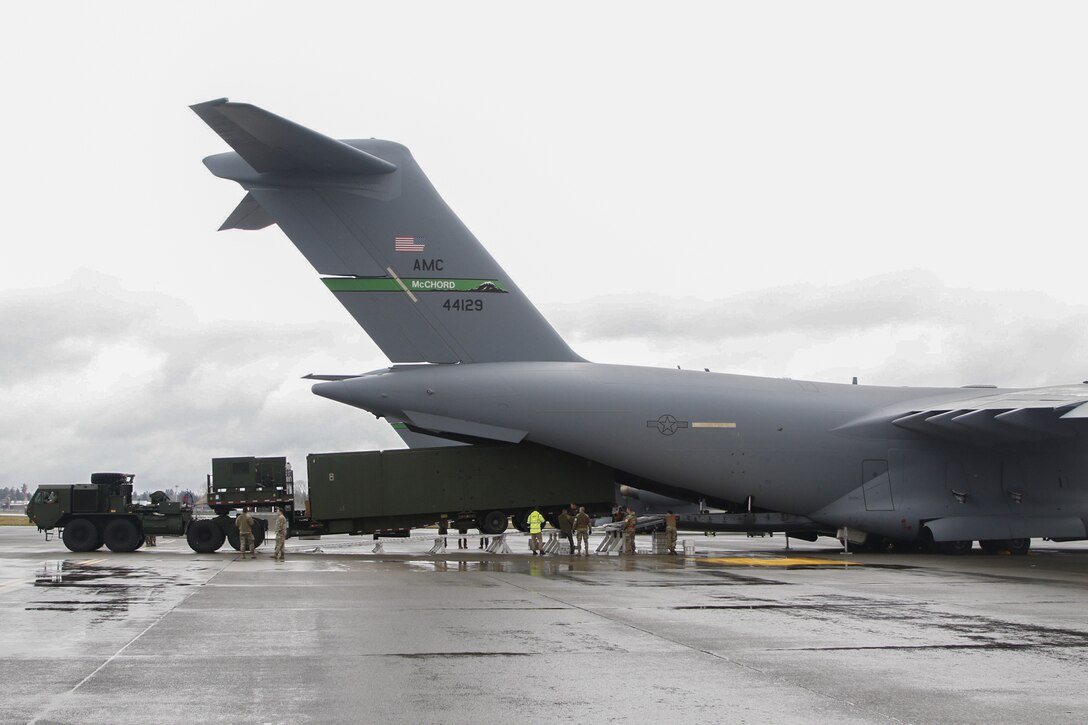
[193,98,1088,553]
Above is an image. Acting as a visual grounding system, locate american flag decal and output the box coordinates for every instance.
[395,236,426,252]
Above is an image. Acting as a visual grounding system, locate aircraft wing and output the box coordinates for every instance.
[888,383,1088,444]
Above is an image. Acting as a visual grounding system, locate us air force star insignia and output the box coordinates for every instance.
[647,414,689,436]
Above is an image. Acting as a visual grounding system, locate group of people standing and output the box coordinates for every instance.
[527,503,593,555]
[235,507,288,561]
[527,504,678,556]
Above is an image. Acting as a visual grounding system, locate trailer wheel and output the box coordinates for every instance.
[479,510,509,535]
[187,519,226,553]
[104,518,141,552]
[62,517,100,552]
[511,511,529,533]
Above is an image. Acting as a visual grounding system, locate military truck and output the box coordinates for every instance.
[29,444,615,553]
[26,473,191,552]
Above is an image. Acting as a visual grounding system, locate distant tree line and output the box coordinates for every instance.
[1,485,30,504]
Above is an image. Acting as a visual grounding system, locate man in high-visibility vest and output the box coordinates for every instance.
[527,507,546,555]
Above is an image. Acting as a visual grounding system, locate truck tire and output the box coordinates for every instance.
[104,518,142,552]
[187,519,226,553]
[511,510,530,533]
[479,510,509,535]
[62,518,101,552]
[252,518,266,548]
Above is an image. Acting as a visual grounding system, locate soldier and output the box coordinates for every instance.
[664,510,678,555]
[458,524,468,550]
[558,508,574,555]
[439,513,449,548]
[623,506,637,555]
[527,507,546,555]
[236,508,256,560]
[273,508,287,561]
[574,506,591,556]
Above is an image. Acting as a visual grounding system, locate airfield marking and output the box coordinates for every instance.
[701,556,862,567]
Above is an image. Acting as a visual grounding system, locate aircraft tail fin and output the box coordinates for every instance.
[193,98,582,364]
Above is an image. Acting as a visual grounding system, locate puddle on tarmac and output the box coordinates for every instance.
[27,560,179,622]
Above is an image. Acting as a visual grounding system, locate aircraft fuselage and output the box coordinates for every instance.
[314,363,1088,541]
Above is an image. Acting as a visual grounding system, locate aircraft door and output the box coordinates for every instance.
[861,459,894,511]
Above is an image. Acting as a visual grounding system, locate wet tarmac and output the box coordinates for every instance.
[1,527,1087,724]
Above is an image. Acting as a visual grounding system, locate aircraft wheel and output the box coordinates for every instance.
[479,510,508,535]
[187,519,226,553]
[1005,538,1031,555]
[939,539,973,555]
[917,527,938,553]
[861,535,890,553]
[62,518,101,552]
[104,518,141,552]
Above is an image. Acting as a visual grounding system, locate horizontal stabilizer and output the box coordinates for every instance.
[220,192,274,231]
[190,98,397,176]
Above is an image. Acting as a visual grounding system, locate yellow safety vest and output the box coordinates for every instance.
[528,510,545,534]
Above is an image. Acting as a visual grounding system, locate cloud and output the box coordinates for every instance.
[547,270,1088,387]
[0,271,400,490]
[4,269,1085,490]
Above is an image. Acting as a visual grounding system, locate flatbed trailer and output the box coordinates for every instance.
[30,444,615,554]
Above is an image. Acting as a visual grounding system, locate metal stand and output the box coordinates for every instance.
[596,530,624,555]
[485,534,512,554]
[428,538,447,555]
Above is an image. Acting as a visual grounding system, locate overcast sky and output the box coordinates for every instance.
[2,2,1086,490]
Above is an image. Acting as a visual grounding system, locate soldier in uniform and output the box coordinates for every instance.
[574,506,591,556]
[558,508,574,555]
[527,507,546,555]
[237,508,256,559]
[664,510,678,555]
[273,508,287,561]
[623,507,637,555]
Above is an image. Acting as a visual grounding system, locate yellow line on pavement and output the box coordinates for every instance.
[701,556,862,567]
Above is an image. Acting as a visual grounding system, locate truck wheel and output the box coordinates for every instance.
[479,510,508,535]
[511,511,530,533]
[227,529,241,551]
[187,519,226,553]
[62,518,100,552]
[252,519,266,548]
[104,518,141,552]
